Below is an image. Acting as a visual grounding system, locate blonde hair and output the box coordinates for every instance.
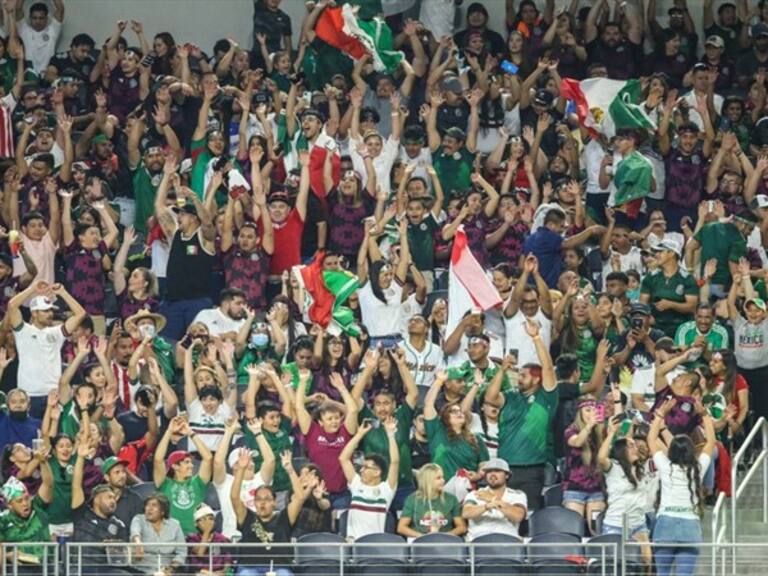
[415,463,445,503]
[572,401,605,467]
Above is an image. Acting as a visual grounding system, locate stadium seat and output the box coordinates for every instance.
[471,533,526,576]
[527,532,585,573]
[586,534,645,575]
[529,506,586,538]
[411,532,467,576]
[352,533,409,576]
[129,482,158,501]
[543,482,564,507]
[294,532,347,575]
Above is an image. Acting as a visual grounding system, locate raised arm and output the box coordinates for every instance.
[526,320,556,391]
[423,371,446,420]
[294,370,313,434]
[339,422,371,482]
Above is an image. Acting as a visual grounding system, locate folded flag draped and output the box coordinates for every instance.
[293,252,360,337]
[446,228,503,337]
[315,4,404,72]
[560,77,656,138]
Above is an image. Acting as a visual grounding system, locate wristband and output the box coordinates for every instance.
[254,432,263,437]
[189,432,197,438]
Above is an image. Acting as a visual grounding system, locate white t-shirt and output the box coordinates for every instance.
[397,293,424,336]
[358,280,404,337]
[631,365,682,410]
[504,309,552,367]
[398,147,433,193]
[683,91,724,132]
[582,139,615,196]
[654,451,711,520]
[347,474,395,541]
[214,472,266,539]
[192,308,246,337]
[15,322,65,396]
[603,460,648,529]
[463,487,528,540]
[350,135,399,195]
[419,0,455,39]
[601,247,644,290]
[399,338,444,388]
[18,19,61,74]
[470,414,498,458]
[187,397,234,452]
[448,331,505,366]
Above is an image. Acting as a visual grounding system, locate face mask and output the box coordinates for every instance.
[139,324,156,339]
[250,333,269,349]
[627,288,640,302]
[8,410,27,421]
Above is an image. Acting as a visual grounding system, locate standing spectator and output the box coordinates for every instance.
[338,418,399,540]
[7,0,65,75]
[6,281,85,417]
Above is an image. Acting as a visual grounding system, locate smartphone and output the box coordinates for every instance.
[500,60,519,75]
[631,316,644,331]
[32,438,43,452]
[507,348,519,365]
[595,404,606,423]
[708,200,714,213]
[362,418,373,427]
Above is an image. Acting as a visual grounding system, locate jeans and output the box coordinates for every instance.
[159,297,212,341]
[328,490,351,510]
[703,443,720,492]
[237,568,294,576]
[653,515,702,576]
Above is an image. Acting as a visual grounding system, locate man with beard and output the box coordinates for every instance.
[193,288,248,339]
[73,455,143,534]
[0,390,42,449]
[585,1,643,80]
[72,481,129,575]
[6,281,86,417]
[128,112,182,236]
[0,475,54,570]
[461,458,527,540]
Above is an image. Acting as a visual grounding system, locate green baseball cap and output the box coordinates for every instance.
[101,456,128,475]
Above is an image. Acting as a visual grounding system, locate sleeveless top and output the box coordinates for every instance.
[165,228,214,301]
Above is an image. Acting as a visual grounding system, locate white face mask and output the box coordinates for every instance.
[138,324,156,339]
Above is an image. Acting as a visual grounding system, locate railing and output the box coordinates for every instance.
[1,539,766,575]
[731,416,768,574]
[0,542,59,576]
[712,491,728,576]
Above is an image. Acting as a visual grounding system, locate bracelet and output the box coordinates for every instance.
[390,112,399,117]
[253,432,263,438]
[189,432,197,438]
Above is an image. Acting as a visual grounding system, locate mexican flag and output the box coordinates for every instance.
[446,227,503,337]
[614,150,654,206]
[314,3,404,72]
[293,252,360,336]
[293,130,341,202]
[560,77,656,138]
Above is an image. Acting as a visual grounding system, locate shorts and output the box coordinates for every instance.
[562,490,605,505]
[603,523,650,539]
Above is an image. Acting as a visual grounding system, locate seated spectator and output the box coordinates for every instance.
[0,475,53,567]
[397,463,467,539]
[130,493,187,575]
[186,503,232,575]
[462,458,527,540]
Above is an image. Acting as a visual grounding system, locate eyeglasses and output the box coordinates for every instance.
[447,407,463,415]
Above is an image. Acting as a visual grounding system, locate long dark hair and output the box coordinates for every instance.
[668,435,704,517]
[613,439,644,489]
[439,402,480,453]
[369,261,390,304]
[716,349,739,404]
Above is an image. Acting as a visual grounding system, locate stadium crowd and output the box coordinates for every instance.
[0,0,763,574]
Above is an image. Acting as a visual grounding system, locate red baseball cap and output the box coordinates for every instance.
[166,450,192,472]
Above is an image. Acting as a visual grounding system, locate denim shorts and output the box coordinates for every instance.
[563,489,605,504]
[603,523,650,539]
[652,515,702,544]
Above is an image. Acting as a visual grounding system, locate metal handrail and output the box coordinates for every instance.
[731,416,768,574]
[712,491,727,576]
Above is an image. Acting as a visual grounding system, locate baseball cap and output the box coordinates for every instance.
[445,127,467,141]
[745,297,767,311]
[90,483,114,500]
[735,210,759,226]
[300,108,324,122]
[29,296,57,312]
[705,35,725,49]
[101,456,129,475]
[178,203,198,217]
[629,302,651,316]
[753,22,768,37]
[267,191,292,205]
[753,194,768,209]
[482,458,510,473]
[166,450,192,472]
[651,238,682,257]
[534,89,554,106]
[194,504,216,522]
[443,76,464,95]
[468,333,490,346]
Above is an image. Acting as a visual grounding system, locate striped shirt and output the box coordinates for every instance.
[399,338,444,388]
[0,93,16,158]
[188,397,234,452]
[347,474,395,541]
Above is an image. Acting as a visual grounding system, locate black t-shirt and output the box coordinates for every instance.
[252,2,292,53]
[586,39,642,80]
[554,381,581,459]
[520,106,563,158]
[114,488,145,531]
[239,508,293,566]
[73,507,129,566]
[291,496,332,539]
[301,192,328,260]
[436,102,470,135]
[614,328,666,372]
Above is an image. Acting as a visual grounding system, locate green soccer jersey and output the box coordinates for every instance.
[640,268,699,338]
[0,496,50,562]
[131,162,161,234]
[433,147,474,205]
[159,475,208,535]
[694,222,746,287]
[452,360,511,395]
[401,491,461,535]
[424,416,489,480]
[407,213,439,271]
[242,416,294,492]
[675,320,730,357]
[498,387,559,466]
[359,403,415,487]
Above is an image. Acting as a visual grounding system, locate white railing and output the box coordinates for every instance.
[0,542,60,576]
[731,417,768,574]
[712,490,728,576]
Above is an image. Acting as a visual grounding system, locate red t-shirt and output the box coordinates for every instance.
[305,420,351,494]
[714,374,749,415]
[269,209,304,275]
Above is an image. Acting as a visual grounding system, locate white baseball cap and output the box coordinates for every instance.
[29,296,57,312]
